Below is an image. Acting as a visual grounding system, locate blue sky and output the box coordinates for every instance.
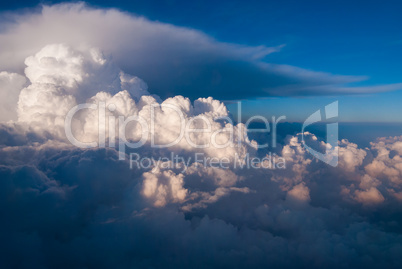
[1,0,402,122]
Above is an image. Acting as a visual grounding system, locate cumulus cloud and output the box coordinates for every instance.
[354,187,385,205]
[1,22,402,268]
[0,71,26,121]
[2,126,402,268]
[286,183,311,204]
[142,168,187,207]
[1,3,401,100]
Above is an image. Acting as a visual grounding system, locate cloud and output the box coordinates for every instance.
[1,2,401,100]
[142,168,188,207]
[0,71,26,121]
[354,187,385,205]
[11,43,256,171]
[286,183,311,204]
[1,16,402,268]
[2,123,402,268]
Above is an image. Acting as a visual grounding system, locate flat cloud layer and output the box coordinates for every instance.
[0,41,402,268]
[1,2,402,101]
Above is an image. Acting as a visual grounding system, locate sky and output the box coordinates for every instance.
[1,0,401,122]
[2,2,402,269]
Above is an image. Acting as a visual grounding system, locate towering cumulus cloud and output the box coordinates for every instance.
[0,4,402,269]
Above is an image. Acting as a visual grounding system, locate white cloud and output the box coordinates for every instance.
[354,187,385,205]
[286,183,311,204]
[0,71,26,121]
[142,168,187,207]
[0,6,402,267]
[1,3,401,101]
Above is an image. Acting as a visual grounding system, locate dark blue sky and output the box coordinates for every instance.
[2,0,402,122]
